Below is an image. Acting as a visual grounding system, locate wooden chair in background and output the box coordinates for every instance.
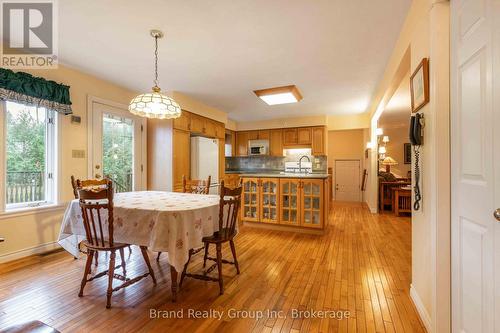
[75,178,156,308]
[179,180,242,295]
[71,176,132,265]
[156,174,212,262]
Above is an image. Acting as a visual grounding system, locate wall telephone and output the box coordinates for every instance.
[409,113,424,210]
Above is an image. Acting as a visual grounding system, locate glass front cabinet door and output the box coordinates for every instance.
[300,179,324,228]
[241,178,260,222]
[280,179,301,225]
[260,178,279,223]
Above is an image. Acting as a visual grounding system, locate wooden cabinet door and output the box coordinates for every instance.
[283,128,298,145]
[300,179,324,228]
[172,129,190,192]
[173,111,190,131]
[258,130,270,140]
[312,127,325,155]
[259,178,279,223]
[190,114,205,133]
[241,178,260,222]
[280,179,301,225]
[204,119,217,137]
[270,129,283,156]
[236,131,248,156]
[297,127,312,144]
[215,123,225,139]
[247,131,259,140]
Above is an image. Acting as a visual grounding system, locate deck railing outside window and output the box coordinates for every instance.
[6,171,44,204]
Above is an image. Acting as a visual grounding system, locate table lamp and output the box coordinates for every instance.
[382,156,398,173]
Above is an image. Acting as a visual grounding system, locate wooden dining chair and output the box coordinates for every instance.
[71,176,132,265]
[182,175,212,194]
[156,175,212,262]
[179,180,242,295]
[75,178,156,308]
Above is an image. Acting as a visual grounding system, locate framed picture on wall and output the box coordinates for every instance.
[410,58,430,112]
[404,143,411,164]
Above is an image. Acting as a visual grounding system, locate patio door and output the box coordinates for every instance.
[89,100,146,192]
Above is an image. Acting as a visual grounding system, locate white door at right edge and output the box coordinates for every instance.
[451,0,500,332]
[334,160,360,202]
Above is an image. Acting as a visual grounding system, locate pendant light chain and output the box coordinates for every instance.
[154,35,159,88]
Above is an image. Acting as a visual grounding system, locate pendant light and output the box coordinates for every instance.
[129,30,181,119]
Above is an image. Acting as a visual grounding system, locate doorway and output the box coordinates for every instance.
[88,99,147,192]
[334,160,360,202]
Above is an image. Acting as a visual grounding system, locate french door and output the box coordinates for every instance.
[89,100,146,192]
[451,0,500,331]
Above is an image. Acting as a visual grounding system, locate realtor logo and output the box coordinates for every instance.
[1,0,58,68]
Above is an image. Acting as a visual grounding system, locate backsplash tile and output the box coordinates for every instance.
[226,153,327,173]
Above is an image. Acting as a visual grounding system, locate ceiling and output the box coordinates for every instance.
[378,72,411,128]
[58,0,412,122]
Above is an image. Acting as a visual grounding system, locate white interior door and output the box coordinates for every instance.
[89,101,146,192]
[451,0,499,331]
[334,160,360,202]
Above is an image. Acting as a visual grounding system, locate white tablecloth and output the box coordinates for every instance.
[58,191,221,272]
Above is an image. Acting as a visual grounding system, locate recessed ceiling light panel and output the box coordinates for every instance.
[254,85,303,105]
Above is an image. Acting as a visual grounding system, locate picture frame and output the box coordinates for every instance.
[410,58,430,113]
[404,143,411,164]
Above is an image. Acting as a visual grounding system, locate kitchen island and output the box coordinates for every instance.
[224,172,330,234]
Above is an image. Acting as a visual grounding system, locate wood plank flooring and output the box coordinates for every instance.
[0,202,425,333]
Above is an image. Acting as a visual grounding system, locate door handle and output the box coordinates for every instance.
[95,173,102,179]
[494,208,500,221]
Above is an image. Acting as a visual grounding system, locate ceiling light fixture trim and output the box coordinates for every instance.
[253,85,303,105]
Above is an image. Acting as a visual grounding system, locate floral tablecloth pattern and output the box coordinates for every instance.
[58,191,221,272]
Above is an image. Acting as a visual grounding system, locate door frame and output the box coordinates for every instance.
[334,159,361,202]
[86,96,147,190]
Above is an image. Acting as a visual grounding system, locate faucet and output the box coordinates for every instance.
[298,155,311,173]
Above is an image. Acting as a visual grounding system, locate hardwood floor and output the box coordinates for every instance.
[0,202,425,333]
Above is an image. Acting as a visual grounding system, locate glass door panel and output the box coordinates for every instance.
[260,178,279,223]
[300,179,323,228]
[280,179,300,225]
[241,178,260,222]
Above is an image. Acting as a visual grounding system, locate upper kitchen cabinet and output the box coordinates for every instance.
[247,130,269,140]
[173,110,191,131]
[283,128,298,145]
[204,118,217,137]
[190,113,205,133]
[269,129,283,156]
[312,126,326,155]
[297,127,312,144]
[236,131,249,156]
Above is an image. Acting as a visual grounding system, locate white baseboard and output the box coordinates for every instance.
[410,284,432,332]
[0,241,62,264]
[365,200,377,213]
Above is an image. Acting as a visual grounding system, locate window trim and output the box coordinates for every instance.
[0,100,59,213]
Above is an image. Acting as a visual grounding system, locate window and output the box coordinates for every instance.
[1,101,57,210]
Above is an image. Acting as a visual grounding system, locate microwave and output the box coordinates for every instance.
[248,140,269,155]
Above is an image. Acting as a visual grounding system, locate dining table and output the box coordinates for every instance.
[58,191,221,302]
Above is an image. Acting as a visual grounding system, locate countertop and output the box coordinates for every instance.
[225,171,330,179]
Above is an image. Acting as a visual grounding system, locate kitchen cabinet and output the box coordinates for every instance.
[297,127,312,144]
[258,130,270,140]
[280,179,301,226]
[300,179,324,228]
[312,127,326,155]
[204,119,217,137]
[173,111,190,131]
[269,129,283,156]
[190,113,205,133]
[215,123,225,139]
[247,131,259,140]
[260,178,279,223]
[236,131,249,156]
[283,128,298,146]
[241,178,260,222]
[172,129,191,192]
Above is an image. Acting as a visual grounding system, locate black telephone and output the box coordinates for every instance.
[409,113,424,210]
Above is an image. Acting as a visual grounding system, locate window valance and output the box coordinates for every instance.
[0,68,72,115]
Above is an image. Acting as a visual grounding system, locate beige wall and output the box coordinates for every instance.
[365,0,451,332]
[381,126,411,178]
[327,129,365,200]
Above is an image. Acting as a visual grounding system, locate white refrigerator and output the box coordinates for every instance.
[191,136,219,193]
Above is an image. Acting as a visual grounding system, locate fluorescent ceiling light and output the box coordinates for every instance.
[254,85,303,105]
